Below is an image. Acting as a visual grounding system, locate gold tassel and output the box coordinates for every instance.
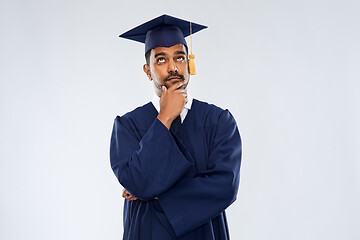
[189,53,196,75]
[189,22,196,75]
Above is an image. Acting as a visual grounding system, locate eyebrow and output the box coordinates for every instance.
[175,51,186,55]
[154,52,166,58]
[154,50,186,58]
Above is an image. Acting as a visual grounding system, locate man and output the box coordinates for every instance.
[110,14,242,240]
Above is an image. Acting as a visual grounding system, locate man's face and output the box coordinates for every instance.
[144,44,190,97]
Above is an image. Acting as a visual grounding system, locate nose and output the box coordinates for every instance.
[168,59,178,73]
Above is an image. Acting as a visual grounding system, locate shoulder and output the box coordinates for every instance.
[192,99,236,127]
[120,102,153,119]
[114,102,157,131]
[192,99,223,117]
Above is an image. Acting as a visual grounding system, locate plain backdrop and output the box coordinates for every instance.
[1,0,359,239]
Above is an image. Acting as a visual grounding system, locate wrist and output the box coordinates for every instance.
[157,113,173,130]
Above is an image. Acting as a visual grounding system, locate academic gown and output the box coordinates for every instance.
[110,99,242,240]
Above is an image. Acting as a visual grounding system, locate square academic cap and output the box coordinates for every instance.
[119,14,207,53]
[119,14,207,75]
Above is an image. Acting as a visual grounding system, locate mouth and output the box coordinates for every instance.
[166,75,183,82]
[167,77,181,82]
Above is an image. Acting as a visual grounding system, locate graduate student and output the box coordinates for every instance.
[110,14,242,240]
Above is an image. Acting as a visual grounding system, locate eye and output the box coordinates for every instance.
[176,56,185,61]
[157,57,166,63]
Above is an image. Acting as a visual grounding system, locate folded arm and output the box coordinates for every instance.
[110,116,194,201]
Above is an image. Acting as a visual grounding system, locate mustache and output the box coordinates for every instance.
[165,73,184,82]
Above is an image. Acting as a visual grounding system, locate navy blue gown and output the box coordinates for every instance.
[110,99,242,239]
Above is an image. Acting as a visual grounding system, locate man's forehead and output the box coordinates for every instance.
[151,44,187,56]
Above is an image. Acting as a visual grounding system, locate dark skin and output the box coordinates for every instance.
[123,44,191,201]
[144,44,190,129]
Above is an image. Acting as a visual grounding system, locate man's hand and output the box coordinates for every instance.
[122,189,158,201]
[122,189,137,201]
[157,80,187,129]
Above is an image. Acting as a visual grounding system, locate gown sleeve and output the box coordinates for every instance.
[110,116,195,201]
[157,110,242,238]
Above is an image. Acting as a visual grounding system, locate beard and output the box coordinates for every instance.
[152,73,189,95]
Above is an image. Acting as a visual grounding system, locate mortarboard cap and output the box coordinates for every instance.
[119,14,207,54]
[119,14,207,75]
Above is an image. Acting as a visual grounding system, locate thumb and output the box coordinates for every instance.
[161,86,167,95]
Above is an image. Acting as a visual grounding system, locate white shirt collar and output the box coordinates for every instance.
[151,92,193,123]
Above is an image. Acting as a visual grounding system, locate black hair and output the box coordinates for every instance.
[145,50,151,65]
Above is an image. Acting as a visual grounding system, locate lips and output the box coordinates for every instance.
[168,77,181,81]
[166,75,183,82]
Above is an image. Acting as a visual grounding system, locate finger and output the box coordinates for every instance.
[122,189,127,198]
[122,189,134,200]
[169,80,186,90]
[129,195,137,200]
[175,88,186,93]
[160,86,167,98]
[125,195,133,200]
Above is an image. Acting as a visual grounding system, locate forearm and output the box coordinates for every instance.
[111,117,194,200]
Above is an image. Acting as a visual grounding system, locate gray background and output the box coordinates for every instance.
[1,0,359,239]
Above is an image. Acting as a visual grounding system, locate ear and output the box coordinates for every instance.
[143,64,152,81]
